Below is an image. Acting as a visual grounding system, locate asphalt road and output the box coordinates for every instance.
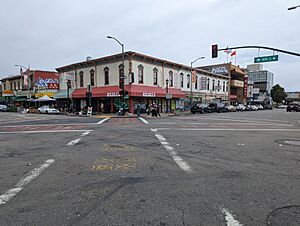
[0,110,299,226]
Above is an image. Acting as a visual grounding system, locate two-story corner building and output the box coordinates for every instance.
[199,63,247,104]
[55,51,229,113]
[0,70,59,107]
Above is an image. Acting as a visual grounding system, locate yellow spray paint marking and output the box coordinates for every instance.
[91,157,136,172]
[102,144,135,152]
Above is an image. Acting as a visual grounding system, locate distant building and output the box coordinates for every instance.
[285,92,300,104]
[246,64,274,104]
[0,70,59,107]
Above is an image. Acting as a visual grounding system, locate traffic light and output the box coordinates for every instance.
[212,44,218,58]
[66,80,71,88]
[119,79,124,89]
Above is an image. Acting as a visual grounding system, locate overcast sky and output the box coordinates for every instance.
[0,0,299,91]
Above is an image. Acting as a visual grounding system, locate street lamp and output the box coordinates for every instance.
[190,57,205,110]
[287,5,300,10]
[107,35,125,115]
[166,79,169,113]
[14,64,30,91]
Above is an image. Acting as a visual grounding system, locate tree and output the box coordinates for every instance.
[271,84,287,107]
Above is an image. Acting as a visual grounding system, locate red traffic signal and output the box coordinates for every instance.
[212,44,218,58]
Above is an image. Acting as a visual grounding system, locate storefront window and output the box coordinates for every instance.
[180,73,184,88]
[138,64,144,84]
[90,69,95,86]
[153,68,158,85]
[79,71,84,87]
[169,71,173,87]
[104,67,109,85]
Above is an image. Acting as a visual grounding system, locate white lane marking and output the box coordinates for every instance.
[222,208,243,226]
[155,128,300,132]
[150,128,157,132]
[0,159,55,205]
[217,115,289,124]
[81,131,91,137]
[151,122,292,126]
[139,117,149,124]
[97,118,110,124]
[153,130,192,173]
[0,123,98,128]
[67,138,81,146]
[0,130,93,134]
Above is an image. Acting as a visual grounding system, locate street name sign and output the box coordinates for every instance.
[254,55,278,63]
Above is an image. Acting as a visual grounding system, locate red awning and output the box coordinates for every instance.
[71,85,185,99]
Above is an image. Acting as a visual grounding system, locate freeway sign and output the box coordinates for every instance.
[254,55,279,63]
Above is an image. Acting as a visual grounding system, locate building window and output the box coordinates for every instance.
[169,71,173,87]
[212,79,215,91]
[90,69,95,86]
[18,81,20,90]
[223,81,225,92]
[153,68,158,85]
[79,71,84,87]
[207,78,210,90]
[3,83,6,90]
[195,76,198,89]
[138,64,144,84]
[104,67,109,85]
[226,82,228,92]
[14,82,17,90]
[119,64,124,79]
[187,74,190,89]
[180,73,184,88]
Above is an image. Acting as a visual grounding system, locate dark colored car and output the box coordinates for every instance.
[191,104,204,114]
[287,104,300,112]
[208,103,228,113]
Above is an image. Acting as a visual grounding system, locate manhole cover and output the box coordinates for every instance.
[266,205,300,226]
[284,140,300,146]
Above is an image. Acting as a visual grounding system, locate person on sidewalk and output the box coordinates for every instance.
[152,103,158,117]
[136,103,141,117]
[156,104,161,117]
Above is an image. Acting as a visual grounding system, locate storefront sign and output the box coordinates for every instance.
[143,93,156,97]
[35,78,59,87]
[211,66,228,75]
[48,83,59,89]
[65,72,75,81]
[107,92,120,97]
[200,77,207,90]
[243,76,248,98]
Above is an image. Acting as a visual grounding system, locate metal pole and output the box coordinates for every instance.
[190,62,193,110]
[166,79,169,113]
[121,44,125,115]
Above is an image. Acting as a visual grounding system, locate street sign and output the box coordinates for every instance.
[254,55,278,63]
[124,95,129,99]
[120,76,127,79]
[166,93,172,99]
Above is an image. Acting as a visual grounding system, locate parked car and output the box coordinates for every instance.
[256,104,264,110]
[201,104,213,113]
[250,105,259,111]
[263,104,273,110]
[191,104,204,114]
[0,104,8,112]
[226,105,237,112]
[38,106,60,114]
[236,104,246,111]
[287,104,300,112]
[208,103,228,113]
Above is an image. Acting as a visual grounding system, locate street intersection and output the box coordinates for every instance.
[0,110,299,225]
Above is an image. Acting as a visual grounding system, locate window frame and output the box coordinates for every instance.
[79,71,84,87]
[138,64,144,84]
[104,67,109,85]
[153,68,158,85]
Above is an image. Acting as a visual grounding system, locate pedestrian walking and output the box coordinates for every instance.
[136,103,141,117]
[156,104,161,117]
[152,103,158,117]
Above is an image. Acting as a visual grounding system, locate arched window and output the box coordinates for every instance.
[90,69,95,86]
[187,74,190,89]
[169,71,173,87]
[138,64,144,84]
[207,78,210,90]
[212,79,215,91]
[118,64,124,79]
[223,81,226,92]
[195,76,198,89]
[153,68,158,85]
[226,82,228,92]
[79,71,84,87]
[180,73,184,88]
[104,67,109,85]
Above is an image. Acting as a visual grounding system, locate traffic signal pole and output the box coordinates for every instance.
[218,46,300,57]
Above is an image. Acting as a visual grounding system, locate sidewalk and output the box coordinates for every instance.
[65,110,191,119]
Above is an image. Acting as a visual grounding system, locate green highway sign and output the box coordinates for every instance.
[254,55,279,63]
